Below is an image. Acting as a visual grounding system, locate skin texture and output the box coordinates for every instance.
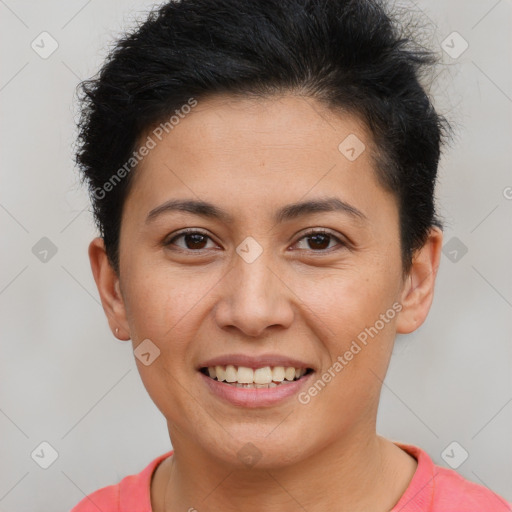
[89,94,443,512]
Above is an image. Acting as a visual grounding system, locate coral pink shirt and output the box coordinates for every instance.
[70,443,512,511]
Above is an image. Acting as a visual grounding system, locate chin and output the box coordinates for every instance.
[200,426,312,470]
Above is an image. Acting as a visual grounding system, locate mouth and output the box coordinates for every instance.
[199,365,314,389]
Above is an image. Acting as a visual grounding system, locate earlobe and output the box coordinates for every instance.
[395,226,443,334]
[88,237,131,340]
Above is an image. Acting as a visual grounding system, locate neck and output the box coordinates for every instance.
[153,428,417,512]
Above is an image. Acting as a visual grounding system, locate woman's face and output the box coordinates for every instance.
[93,94,440,468]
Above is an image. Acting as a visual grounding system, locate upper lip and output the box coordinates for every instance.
[198,353,315,371]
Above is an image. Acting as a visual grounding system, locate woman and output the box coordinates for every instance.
[71,0,511,510]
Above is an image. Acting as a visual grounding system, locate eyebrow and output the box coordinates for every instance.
[145,197,368,224]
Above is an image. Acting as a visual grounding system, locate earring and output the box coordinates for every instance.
[115,327,119,336]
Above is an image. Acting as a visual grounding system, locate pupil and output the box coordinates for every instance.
[309,234,329,250]
[186,233,207,249]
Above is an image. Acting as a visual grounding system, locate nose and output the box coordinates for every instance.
[213,249,295,338]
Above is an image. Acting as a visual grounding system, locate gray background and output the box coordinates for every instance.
[0,0,511,510]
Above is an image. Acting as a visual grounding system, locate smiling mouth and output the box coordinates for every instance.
[200,365,314,388]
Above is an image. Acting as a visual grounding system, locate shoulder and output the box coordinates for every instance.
[69,451,174,512]
[70,482,119,512]
[392,442,511,512]
[432,464,511,511]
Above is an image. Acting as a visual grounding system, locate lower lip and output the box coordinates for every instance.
[199,371,314,408]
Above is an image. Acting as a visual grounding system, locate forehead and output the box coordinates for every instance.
[145,93,371,161]
[123,93,396,227]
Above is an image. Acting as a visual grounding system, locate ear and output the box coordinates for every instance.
[88,237,131,340]
[395,226,443,334]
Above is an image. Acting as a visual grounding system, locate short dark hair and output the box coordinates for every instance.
[75,0,451,276]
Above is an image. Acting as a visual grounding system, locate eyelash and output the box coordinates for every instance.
[164,228,348,254]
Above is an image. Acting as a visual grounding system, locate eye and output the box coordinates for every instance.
[164,228,348,254]
[292,229,347,252]
[164,229,218,251]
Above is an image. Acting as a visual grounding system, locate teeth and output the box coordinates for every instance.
[254,366,273,384]
[225,364,237,383]
[237,366,254,384]
[234,382,280,388]
[284,367,296,381]
[215,365,226,381]
[272,366,285,382]
[205,365,308,384]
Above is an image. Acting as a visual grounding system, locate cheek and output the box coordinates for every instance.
[294,274,399,423]
[122,267,213,416]
[296,265,400,341]
[123,262,219,340]
[292,265,401,407]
